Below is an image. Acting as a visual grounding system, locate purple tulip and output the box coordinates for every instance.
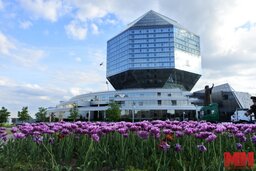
[239,136,247,142]
[91,134,100,142]
[163,129,173,135]
[244,128,252,134]
[175,143,182,152]
[117,128,127,135]
[195,132,212,139]
[1,136,7,141]
[197,144,207,152]
[175,131,184,138]
[11,127,18,133]
[33,136,43,144]
[0,129,7,142]
[137,131,149,139]
[252,135,256,144]
[122,133,129,138]
[236,143,242,150]
[184,128,194,135]
[215,125,226,133]
[61,128,70,135]
[235,132,244,138]
[205,134,217,142]
[33,131,41,137]
[0,132,7,137]
[13,132,26,139]
[130,125,139,131]
[159,141,170,151]
[150,127,160,134]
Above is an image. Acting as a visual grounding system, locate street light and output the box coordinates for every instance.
[132,101,136,122]
[195,105,198,120]
[106,81,109,91]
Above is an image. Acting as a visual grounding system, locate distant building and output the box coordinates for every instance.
[193,83,252,121]
[11,117,35,124]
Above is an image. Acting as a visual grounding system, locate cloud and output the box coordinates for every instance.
[0,32,45,68]
[0,0,4,10]
[68,1,108,21]
[18,0,62,22]
[91,23,99,34]
[0,79,71,117]
[63,0,155,39]
[0,76,13,86]
[11,48,45,67]
[48,49,107,91]
[19,20,33,29]
[75,57,81,62]
[0,32,15,55]
[65,20,88,40]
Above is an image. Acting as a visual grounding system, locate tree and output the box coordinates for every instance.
[69,103,79,121]
[35,107,47,122]
[0,107,11,124]
[18,106,30,122]
[106,102,121,121]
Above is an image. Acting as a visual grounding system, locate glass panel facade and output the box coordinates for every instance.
[173,27,201,75]
[106,10,201,90]
[107,26,174,77]
[173,27,200,56]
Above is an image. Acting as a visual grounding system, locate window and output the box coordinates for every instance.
[171,100,177,106]
[157,100,162,105]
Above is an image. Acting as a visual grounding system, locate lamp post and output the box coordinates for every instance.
[195,105,198,120]
[132,101,136,122]
[106,81,109,91]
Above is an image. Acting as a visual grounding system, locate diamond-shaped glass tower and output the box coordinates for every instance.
[107,10,201,91]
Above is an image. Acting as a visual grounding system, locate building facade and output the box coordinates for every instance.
[48,10,203,121]
[107,10,201,91]
[48,88,199,121]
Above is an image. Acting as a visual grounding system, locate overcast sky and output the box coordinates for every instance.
[0,0,256,117]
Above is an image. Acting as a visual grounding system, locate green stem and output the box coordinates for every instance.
[83,139,93,168]
[156,152,163,171]
[42,142,57,168]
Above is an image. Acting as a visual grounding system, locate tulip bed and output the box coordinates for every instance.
[0,121,256,170]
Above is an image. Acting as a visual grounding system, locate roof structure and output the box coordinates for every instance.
[194,83,232,94]
[194,83,252,109]
[127,10,183,28]
[110,10,195,42]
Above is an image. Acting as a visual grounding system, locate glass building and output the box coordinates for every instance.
[47,10,205,121]
[107,10,201,91]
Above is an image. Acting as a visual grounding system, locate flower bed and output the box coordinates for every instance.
[0,121,255,170]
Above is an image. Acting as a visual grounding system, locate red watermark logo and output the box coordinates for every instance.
[224,152,254,170]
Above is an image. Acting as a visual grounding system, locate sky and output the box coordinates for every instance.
[0,0,256,118]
